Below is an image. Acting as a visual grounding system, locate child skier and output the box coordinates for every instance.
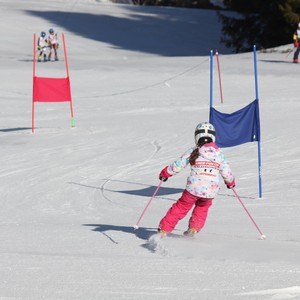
[157,122,235,237]
[37,31,48,62]
[47,28,59,61]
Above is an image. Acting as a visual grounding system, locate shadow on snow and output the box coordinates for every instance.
[26,7,231,56]
[83,223,157,243]
[70,180,183,198]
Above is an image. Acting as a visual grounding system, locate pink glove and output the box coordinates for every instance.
[159,166,171,182]
[226,179,235,189]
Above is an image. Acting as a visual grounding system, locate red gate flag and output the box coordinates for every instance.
[33,77,71,102]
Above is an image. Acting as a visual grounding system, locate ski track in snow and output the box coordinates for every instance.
[99,139,161,204]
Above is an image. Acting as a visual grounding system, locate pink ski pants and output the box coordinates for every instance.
[159,189,212,233]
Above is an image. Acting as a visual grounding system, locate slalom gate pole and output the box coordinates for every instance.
[253,45,263,198]
[216,49,224,104]
[133,180,163,230]
[32,33,37,133]
[209,50,213,108]
[62,33,75,127]
[232,188,266,240]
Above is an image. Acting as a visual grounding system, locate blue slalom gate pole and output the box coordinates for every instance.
[253,45,263,198]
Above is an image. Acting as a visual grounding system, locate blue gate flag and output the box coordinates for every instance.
[209,99,260,148]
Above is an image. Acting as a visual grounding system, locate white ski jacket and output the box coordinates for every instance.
[167,142,235,199]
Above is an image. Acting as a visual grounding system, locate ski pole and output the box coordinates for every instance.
[133,180,163,230]
[285,44,295,58]
[232,188,266,240]
[285,49,293,58]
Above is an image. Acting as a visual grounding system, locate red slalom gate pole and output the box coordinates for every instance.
[232,188,266,240]
[32,33,37,133]
[216,49,224,104]
[62,33,75,128]
[133,180,163,230]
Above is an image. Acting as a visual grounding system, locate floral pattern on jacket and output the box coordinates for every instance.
[167,142,234,199]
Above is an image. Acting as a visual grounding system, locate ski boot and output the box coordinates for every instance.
[183,228,197,237]
[157,228,167,238]
[43,54,47,62]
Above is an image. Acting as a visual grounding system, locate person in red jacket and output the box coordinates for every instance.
[157,122,235,237]
[293,23,300,63]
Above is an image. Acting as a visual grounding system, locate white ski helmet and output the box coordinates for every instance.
[194,122,216,144]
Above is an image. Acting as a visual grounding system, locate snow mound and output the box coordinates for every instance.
[238,286,300,299]
[146,234,172,256]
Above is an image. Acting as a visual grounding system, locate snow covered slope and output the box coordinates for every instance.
[0,0,300,299]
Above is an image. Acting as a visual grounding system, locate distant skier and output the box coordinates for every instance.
[157,122,235,237]
[47,28,59,61]
[293,23,300,63]
[37,31,48,62]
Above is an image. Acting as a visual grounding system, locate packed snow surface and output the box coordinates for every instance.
[0,0,300,299]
